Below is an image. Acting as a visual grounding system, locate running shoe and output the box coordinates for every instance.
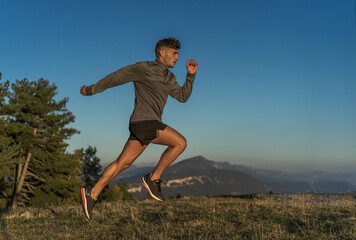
[140,174,165,201]
[80,187,96,219]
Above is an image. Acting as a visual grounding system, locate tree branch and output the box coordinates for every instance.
[26,171,46,182]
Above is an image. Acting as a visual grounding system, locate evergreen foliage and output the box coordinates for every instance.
[0,73,20,208]
[81,146,101,187]
[1,75,132,208]
[0,77,82,208]
[101,181,133,201]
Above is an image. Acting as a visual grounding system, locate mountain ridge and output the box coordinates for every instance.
[109,155,356,195]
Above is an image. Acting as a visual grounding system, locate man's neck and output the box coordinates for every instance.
[156,59,169,69]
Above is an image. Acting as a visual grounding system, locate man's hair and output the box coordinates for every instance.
[155,38,181,58]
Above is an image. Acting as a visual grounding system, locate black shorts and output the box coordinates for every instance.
[129,120,167,146]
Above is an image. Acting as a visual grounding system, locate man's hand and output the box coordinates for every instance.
[186,59,198,74]
[80,85,88,96]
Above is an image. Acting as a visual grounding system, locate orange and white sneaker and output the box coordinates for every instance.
[80,187,96,219]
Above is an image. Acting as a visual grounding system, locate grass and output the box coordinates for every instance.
[1,194,355,239]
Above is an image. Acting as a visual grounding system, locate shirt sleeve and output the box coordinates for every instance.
[169,73,196,103]
[86,63,140,95]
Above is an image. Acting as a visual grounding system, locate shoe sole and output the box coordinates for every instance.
[80,187,90,219]
[140,177,163,202]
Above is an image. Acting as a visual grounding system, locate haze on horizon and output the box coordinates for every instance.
[1,0,355,173]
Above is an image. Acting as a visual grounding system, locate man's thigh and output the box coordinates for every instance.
[119,140,147,161]
[150,126,186,147]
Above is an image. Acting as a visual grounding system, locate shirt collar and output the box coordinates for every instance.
[155,59,169,71]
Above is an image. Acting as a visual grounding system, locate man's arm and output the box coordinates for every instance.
[80,63,140,96]
[169,59,198,103]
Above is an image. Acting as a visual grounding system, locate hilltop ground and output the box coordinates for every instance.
[1,194,355,240]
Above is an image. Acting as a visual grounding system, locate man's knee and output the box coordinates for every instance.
[115,157,134,171]
[176,136,187,152]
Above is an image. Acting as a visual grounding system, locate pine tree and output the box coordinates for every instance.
[0,73,20,208]
[81,146,102,187]
[1,78,81,208]
[29,149,83,206]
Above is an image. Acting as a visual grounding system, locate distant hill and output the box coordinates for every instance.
[119,156,272,199]
[109,155,356,196]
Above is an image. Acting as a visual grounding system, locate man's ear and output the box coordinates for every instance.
[159,48,166,58]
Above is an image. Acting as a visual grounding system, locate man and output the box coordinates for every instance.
[80,38,198,219]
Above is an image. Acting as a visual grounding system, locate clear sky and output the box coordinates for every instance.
[1,0,355,172]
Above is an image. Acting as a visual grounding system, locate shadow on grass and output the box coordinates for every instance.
[42,207,58,216]
[0,208,10,240]
[216,194,260,199]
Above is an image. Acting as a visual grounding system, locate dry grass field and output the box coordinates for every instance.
[0,194,355,240]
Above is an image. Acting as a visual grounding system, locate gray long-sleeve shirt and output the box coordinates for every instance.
[86,60,196,123]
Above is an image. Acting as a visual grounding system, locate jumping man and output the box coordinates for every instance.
[80,38,198,219]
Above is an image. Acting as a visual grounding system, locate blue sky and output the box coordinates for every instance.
[1,0,355,172]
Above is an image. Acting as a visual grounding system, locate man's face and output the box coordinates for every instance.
[160,47,179,68]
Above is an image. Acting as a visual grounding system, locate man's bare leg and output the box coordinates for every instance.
[150,126,187,181]
[91,140,147,200]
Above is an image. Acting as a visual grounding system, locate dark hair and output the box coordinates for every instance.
[155,38,181,58]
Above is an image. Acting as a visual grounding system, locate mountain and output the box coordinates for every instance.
[312,181,355,194]
[122,156,272,199]
[267,181,314,193]
[114,165,155,181]
[183,157,356,194]
[108,156,356,196]
[231,169,356,194]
